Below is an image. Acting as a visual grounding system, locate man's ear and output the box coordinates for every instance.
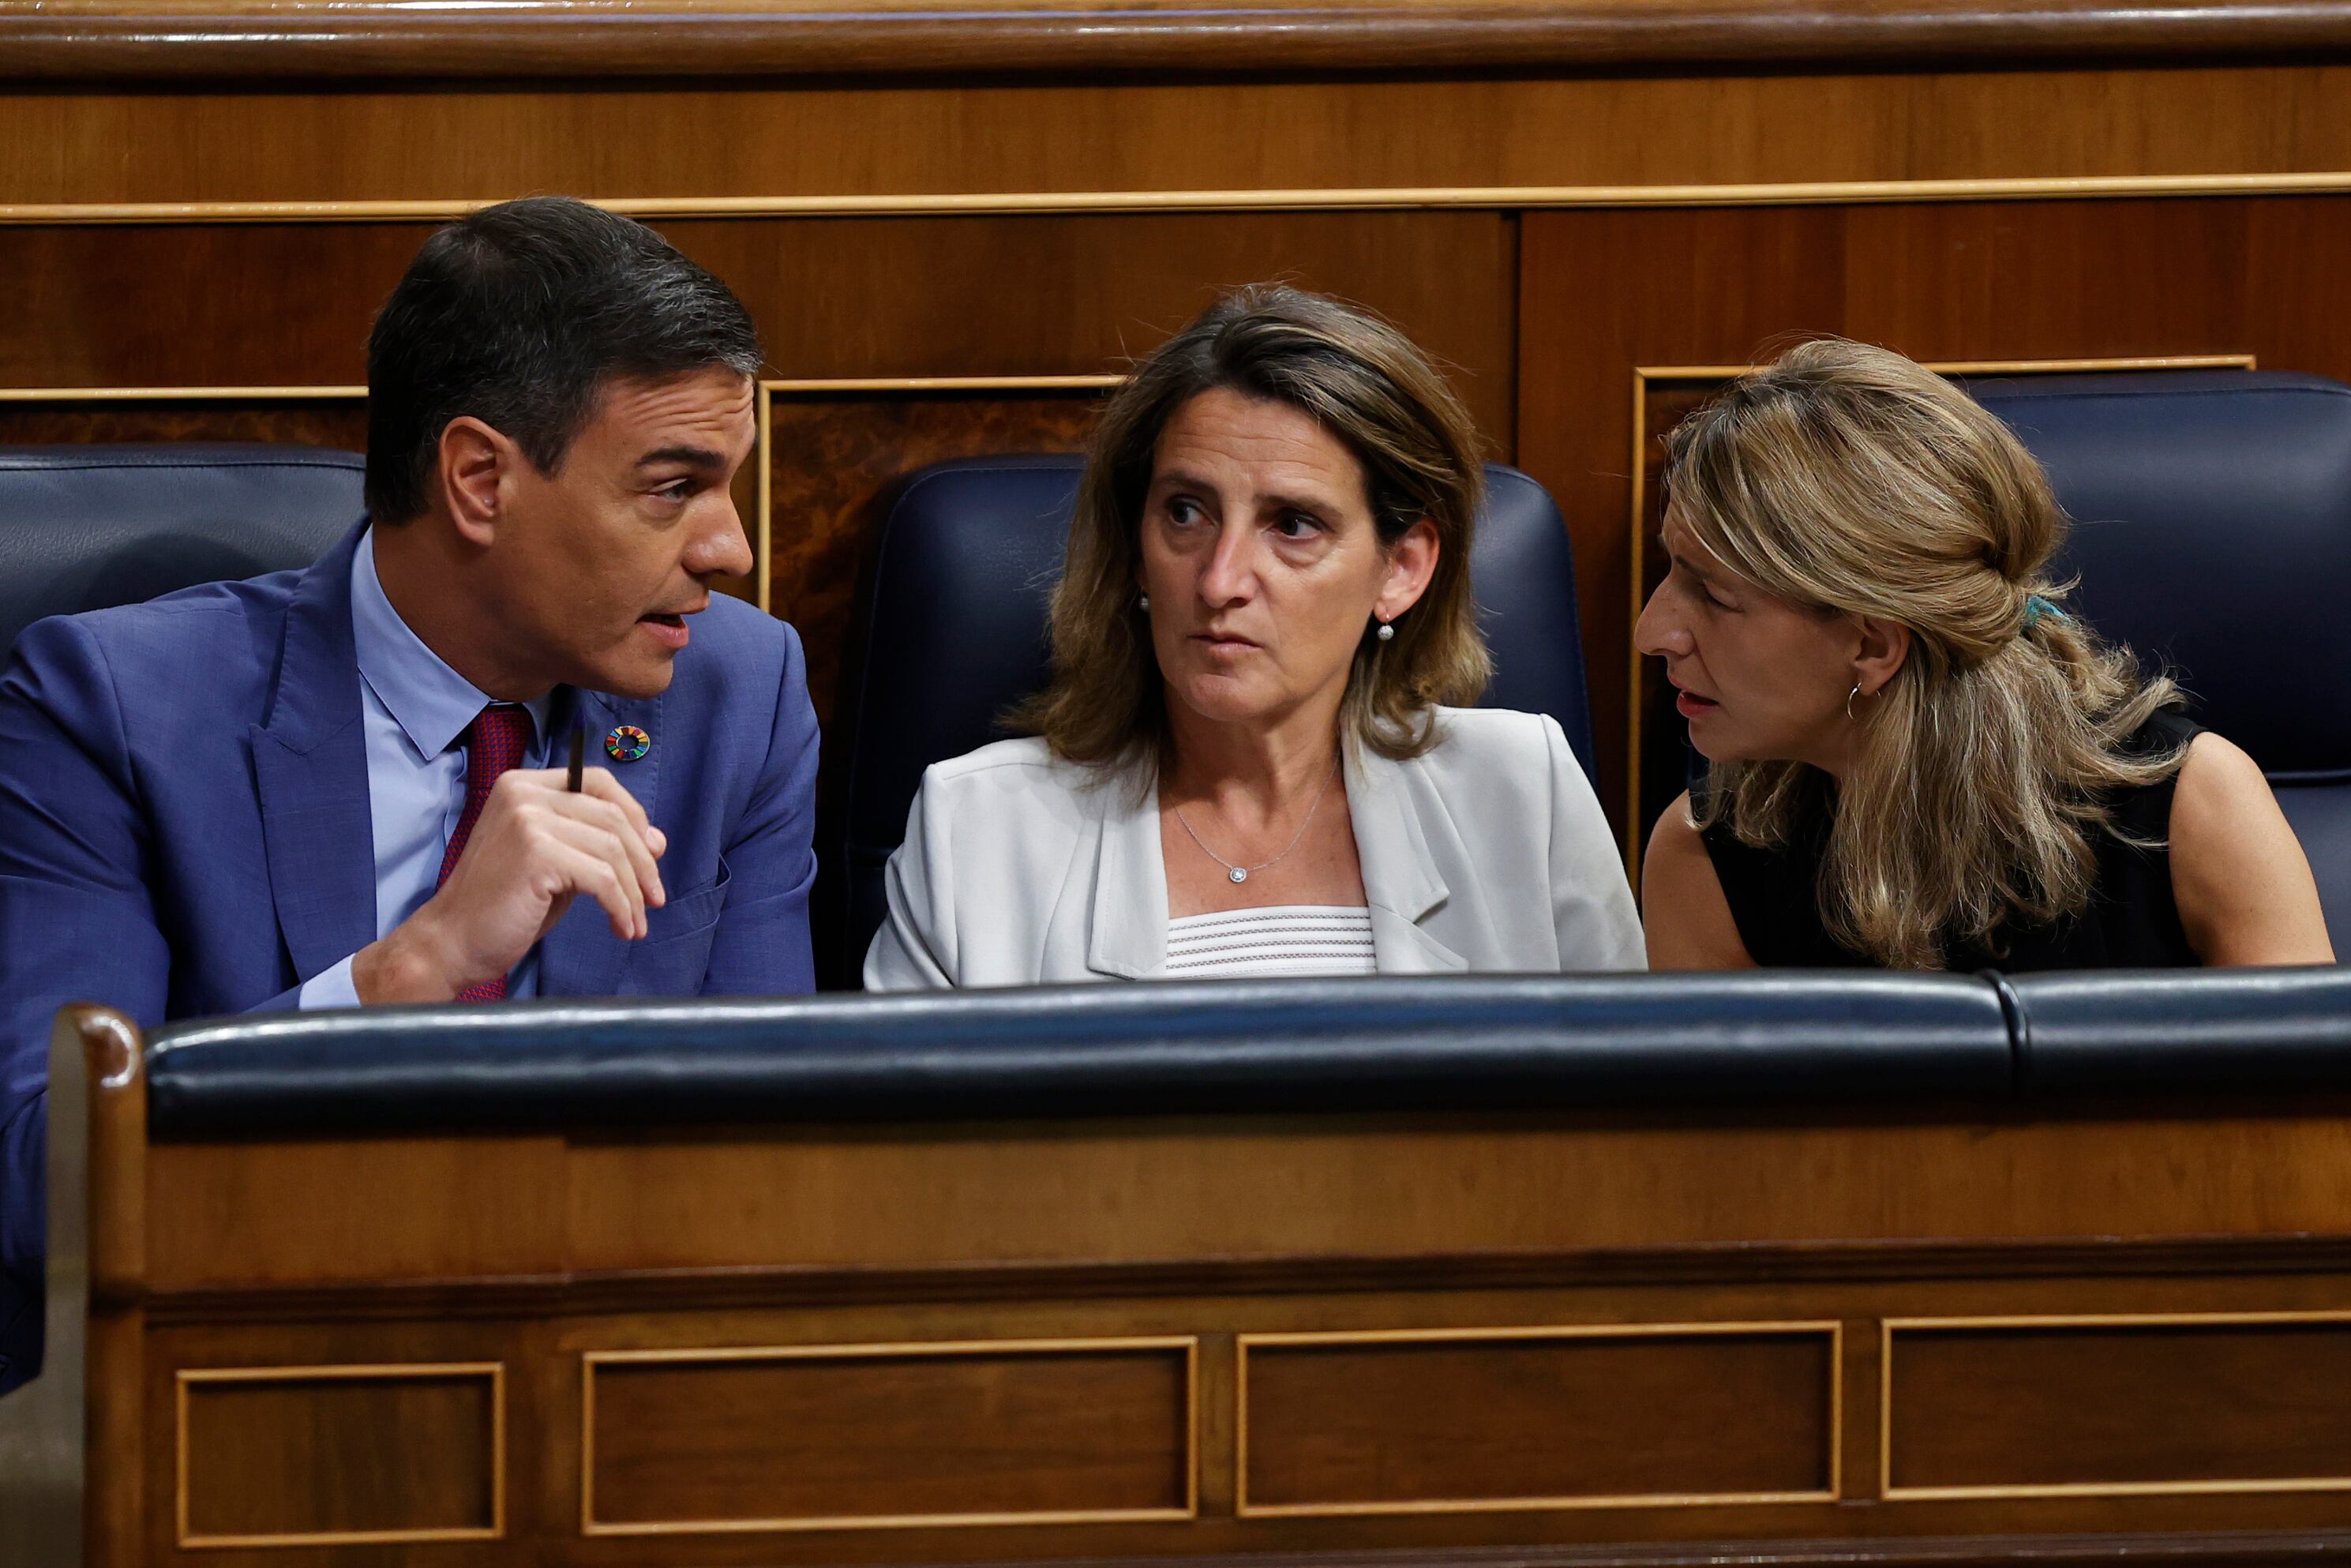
[1854,613,1912,698]
[1375,518,1442,621]
[436,416,512,548]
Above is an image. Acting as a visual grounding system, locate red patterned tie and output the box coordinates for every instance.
[438,703,534,1002]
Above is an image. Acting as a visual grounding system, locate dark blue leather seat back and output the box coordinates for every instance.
[0,445,366,657]
[1970,373,2351,953]
[145,973,2014,1135]
[825,456,1592,986]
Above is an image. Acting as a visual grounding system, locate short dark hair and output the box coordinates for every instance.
[364,196,763,521]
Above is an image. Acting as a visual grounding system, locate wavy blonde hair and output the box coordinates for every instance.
[1666,338,2186,970]
[1015,285,1492,770]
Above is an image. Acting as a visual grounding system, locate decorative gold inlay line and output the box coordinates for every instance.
[1235,1319,1843,1518]
[174,1361,506,1550]
[764,374,1123,393]
[1880,1310,2351,1502]
[1622,351,2259,882]
[580,1334,1199,1536]
[11,172,2351,225]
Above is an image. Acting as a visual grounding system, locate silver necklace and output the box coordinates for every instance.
[1171,759,1340,884]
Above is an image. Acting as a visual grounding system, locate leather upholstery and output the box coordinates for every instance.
[823,456,1594,986]
[146,972,2011,1135]
[0,445,366,656]
[146,964,2351,1133]
[2005,966,2351,1093]
[1970,373,2351,949]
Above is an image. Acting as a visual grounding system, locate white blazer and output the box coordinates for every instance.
[864,707,1645,990]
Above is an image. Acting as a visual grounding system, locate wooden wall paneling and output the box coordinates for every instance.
[0,225,430,388]
[665,213,1517,437]
[16,0,2351,84]
[81,1007,146,1568]
[175,1363,503,1547]
[581,1337,1195,1535]
[144,1135,572,1289]
[0,213,1515,427]
[0,392,366,450]
[1237,1323,1839,1515]
[1884,1314,2351,1501]
[144,1319,531,1568]
[762,380,1111,724]
[1517,193,2351,849]
[12,69,2351,210]
[134,1105,2351,1292]
[134,1268,2351,1562]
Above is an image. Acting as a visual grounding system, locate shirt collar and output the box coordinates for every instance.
[351,527,557,759]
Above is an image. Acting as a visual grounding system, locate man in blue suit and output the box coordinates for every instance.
[0,197,820,1392]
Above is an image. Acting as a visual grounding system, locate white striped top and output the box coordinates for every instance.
[1164,905,1377,977]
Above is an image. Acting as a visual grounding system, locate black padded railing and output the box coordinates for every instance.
[145,973,2023,1136]
[2012,966,2351,1093]
[141,967,2351,1139]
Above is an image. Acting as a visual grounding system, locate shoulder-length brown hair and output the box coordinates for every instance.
[1015,285,1492,769]
[1667,337,2185,970]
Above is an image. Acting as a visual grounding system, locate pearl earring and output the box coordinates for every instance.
[1138,593,1150,610]
[1375,619,1395,643]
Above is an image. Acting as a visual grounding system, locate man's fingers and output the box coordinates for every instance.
[490,767,661,860]
[542,792,666,909]
[537,817,649,939]
[576,767,661,855]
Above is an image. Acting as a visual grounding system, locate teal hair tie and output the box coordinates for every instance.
[2022,593,2068,632]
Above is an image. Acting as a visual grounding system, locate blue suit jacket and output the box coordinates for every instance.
[0,523,820,1394]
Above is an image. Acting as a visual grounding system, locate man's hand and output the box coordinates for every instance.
[352,767,666,1003]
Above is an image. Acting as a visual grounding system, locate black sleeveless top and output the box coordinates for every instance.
[1700,711,2202,971]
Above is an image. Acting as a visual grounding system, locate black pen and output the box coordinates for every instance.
[566,722,586,792]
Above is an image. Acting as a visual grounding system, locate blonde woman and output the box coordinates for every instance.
[1637,338,2331,971]
[865,287,1642,988]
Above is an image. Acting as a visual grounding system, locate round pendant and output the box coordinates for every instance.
[1228,867,1249,883]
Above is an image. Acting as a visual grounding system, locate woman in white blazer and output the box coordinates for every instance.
[867,286,1643,989]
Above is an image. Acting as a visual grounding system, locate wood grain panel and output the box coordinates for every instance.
[583,1338,1194,1532]
[11,69,2351,208]
[134,1111,2351,1296]
[147,1136,567,1289]
[767,386,1104,724]
[1885,1315,2351,1499]
[676,214,1516,436]
[1517,193,2351,837]
[177,1364,501,1546]
[0,215,1512,430]
[14,0,2351,82]
[0,225,429,388]
[549,1110,2351,1277]
[1240,1324,1836,1514]
[0,396,365,449]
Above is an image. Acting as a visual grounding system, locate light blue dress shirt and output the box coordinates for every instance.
[298,530,558,1008]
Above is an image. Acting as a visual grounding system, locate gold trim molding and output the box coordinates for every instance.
[579,1334,1200,1536]
[174,1361,506,1550]
[1880,1311,2351,1502]
[11,172,2351,227]
[1235,1319,1843,1517]
[1622,351,2259,880]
